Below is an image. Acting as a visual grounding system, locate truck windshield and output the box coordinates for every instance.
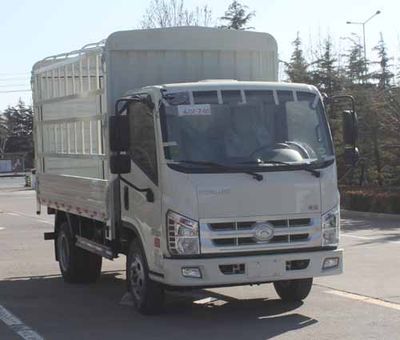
[160,89,334,168]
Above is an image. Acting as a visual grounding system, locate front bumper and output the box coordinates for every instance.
[157,249,343,287]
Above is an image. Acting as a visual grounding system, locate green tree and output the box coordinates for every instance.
[372,33,394,89]
[219,1,255,30]
[310,32,400,187]
[311,36,343,97]
[381,87,400,185]
[343,35,368,85]
[1,100,33,153]
[286,33,312,83]
[357,34,395,186]
[0,114,8,155]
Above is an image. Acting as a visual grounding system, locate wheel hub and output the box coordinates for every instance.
[58,233,69,272]
[129,255,145,301]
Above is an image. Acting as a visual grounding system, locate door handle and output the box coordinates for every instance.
[124,186,129,210]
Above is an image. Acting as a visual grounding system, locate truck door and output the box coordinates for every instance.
[120,100,161,268]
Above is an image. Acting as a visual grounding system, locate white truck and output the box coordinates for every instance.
[32,27,358,314]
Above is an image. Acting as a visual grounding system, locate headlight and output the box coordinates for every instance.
[322,205,340,246]
[167,211,200,255]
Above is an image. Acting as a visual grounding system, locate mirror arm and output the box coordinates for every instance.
[329,95,355,113]
[119,175,154,203]
[114,97,138,116]
[325,95,355,120]
[114,95,155,116]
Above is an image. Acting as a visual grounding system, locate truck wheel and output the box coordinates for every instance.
[57,221,102,283]
[273,278,313,302]
[127,238,164,315]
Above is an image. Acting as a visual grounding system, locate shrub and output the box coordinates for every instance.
[339,186,400,214]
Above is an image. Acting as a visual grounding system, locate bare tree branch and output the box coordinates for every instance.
[140,0,213,28]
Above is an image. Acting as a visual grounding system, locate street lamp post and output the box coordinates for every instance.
[346,10,381,64]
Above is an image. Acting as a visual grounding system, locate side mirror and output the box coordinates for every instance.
[344,146,360,166]
[109,115,130,152]
[110,154,131,174]
[342,110,358,145]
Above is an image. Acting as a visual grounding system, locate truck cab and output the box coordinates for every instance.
[112,80,342,311]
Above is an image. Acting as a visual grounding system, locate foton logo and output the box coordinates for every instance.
[198,188,231,196]
[253,223,274,243]
[308,205,319,211]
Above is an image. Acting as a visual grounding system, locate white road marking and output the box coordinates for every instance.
[0,227,4,231]
[0,304,44,340]
[325,290,400,312]
[342,233,400,244]
[342,234,373,240]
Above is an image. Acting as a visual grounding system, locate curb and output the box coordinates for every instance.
[341,209,400,221]
[0,187,33,192]
[0,175,25,178]
[0,173,26,178]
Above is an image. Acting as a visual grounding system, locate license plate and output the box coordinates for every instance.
[247,259,282,279]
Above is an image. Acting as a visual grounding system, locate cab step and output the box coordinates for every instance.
[75,236,114,260]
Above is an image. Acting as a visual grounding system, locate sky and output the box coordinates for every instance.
[1,0,399,111]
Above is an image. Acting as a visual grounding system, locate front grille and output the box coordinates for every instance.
[209,218,311,231]
[200,216,321,254]
[213,233,309,247]
[210,221,255,230]
[289,218,312,227]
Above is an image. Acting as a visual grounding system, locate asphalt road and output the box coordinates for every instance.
[0,181,400,339]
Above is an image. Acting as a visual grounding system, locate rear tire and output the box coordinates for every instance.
[127,238,164,315]
[57,221,102,283]
[273,278,313,302]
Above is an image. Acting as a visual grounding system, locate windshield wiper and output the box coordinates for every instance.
[172,160,263,181]
[240,160,321,178]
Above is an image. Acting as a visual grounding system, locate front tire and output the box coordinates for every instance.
[57,221,102,283]
[127,239,164,315]
[273,278,313,302]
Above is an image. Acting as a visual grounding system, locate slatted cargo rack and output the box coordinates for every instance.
[32,40,107,179]
[32,41,111,225]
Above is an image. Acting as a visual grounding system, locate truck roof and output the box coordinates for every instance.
[106,26,277,52]
[32,27,280,112]
[154,81,319,94]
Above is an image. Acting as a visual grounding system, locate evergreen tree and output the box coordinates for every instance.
[308,32,400,186]
[396,59,400,86]
[0,114,8,155]
[381,87,400,185]
[219,1,255,30]
[372,33,394,89]
[359,34,395,185]
[286,33,312,83]
[344,36,368,85]
[311,36,342,97]
[1,100,33,153]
